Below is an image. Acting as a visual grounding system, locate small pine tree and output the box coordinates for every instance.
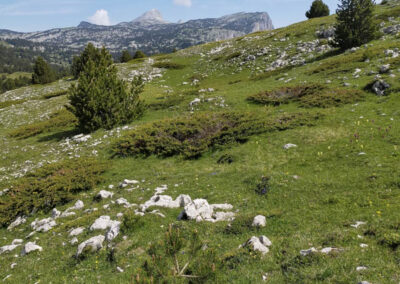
[334,0,379,50]
[120,50,132,63]
[306,0,330,19]
[32,56,56,85]
[67,47,145,132]
[71,43,113,79]
[133,50,146,59]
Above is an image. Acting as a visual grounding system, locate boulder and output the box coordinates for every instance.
[0,245,20,255]
[21,242,42,256]
[90,216,116,231]
[371,80,390,96]
[76,235,105,257]
[116,198,133,208]
[316,27,335,38]
[120,179,139,188]
[70,237,79,245]
[252,215,266,227]
[7,216,26,231]
[69,227,85,237]
[241,236,272,255]
[380,64,390,74]
[52,208,61,219]
[300,247,318,256]
[96,190,114,200]
[31,218,57,232]
[182,199,213,222]
[283,143,297,150]
[105,222,121,241]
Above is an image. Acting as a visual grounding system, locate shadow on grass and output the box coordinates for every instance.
[37,128,81,142]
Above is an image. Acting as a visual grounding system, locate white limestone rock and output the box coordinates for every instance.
[241,236,272,255]
[21,242,42,256]
[300,247,318,256]
[96,190,114,200]
[31,217,57,232]
[283,143,297,150]
[7,216,26,231]
[252,215,267,227]
[0,245,20,255]
[69,227,85,237]
[76,235,105,257]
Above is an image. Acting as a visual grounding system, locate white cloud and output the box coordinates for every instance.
[88,9,111,26]
[173,0,192,8]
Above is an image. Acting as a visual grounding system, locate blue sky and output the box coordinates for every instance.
[0,0,380,32]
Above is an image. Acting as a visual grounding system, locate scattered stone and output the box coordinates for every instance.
[300,247,318,256]
[358,281,371,284]
[283,143,297,150]
[51,208,61,219]
[10,263,17,269]
[320,247,341,254]
[252,215,266,227]
[356,266,368,272]
[351,221,367,228]
[31,218,57,232]
[241,236,272,255]
[69,227,85,237]
[76,235,105,257]
[120,179,139,188]
[70,237,79,245]
[67,200,84,211]
[12,239,23,245]
[372,80,390,96]
[7,216,26,231]
[0,245,20,255]
[60,211,76,218]
[117,267,124,273]
[316,27,335,38]
[105,222,121,241]
[21,242,42,256]
[116,198,134,208]
[360,243,368,248]
[90,216,117,231]
[380,64,390,74]
[96,190,114,200]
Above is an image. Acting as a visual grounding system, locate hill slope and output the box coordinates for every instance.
[0,1,400,283]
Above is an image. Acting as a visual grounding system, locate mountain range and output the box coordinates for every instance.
[0,9,274,63]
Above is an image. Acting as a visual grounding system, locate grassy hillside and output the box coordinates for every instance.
[0,1,400,283]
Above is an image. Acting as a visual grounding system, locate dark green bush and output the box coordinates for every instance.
[133,50,146,59]
[299,89,365,108]
[113,111,319,159]
[152,61,185,70]
[120,50,132,63]
[379,233,400,249]
[247,84,326,106]
[0,159,107,227]
[226,51,242,61]
[306,0,330,19]
[248,84,364,108]
[9,109,77,139]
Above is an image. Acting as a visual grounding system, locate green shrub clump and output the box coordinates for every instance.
[0,159,107,227]
[9,109,77,139]
[248,84,364,108]
[67,46,145,133]
[41,90,68,100]
[0,99,27,109]
[152,61,185,70]
[113,111,319,159]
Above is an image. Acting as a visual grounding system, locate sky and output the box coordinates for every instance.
[0,0,381,32]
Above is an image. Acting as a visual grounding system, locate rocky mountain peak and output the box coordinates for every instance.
[131,9,168,25]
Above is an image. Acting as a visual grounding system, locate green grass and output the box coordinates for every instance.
[0,2,400,283]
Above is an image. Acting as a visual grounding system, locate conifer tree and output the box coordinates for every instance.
[334,0,379,50]
[306,0,330,19]
[32,56,56,85]
[71,43,113,79]
[120,50,132,63]
[67,47,145,132]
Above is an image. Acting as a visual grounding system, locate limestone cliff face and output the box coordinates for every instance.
[0,10,274,58]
